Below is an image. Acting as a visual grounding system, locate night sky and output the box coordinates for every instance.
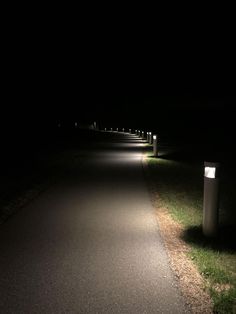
[2,9,235,141]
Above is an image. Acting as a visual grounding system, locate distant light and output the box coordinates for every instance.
[75,122,77,127]
[204,167,216,179]
[153,135,157,140]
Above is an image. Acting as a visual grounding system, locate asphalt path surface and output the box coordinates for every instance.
[0,132,189,313]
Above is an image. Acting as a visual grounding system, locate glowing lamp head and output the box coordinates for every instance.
[205,167,216,178]
[153,135,157,140]
[204,162,220,179]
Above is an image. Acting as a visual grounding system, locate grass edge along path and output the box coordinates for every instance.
[143,156,236,314]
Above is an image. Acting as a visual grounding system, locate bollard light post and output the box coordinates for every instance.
[203,162,220,237]
[149,132,153,144]
[129,128,131,134]
[153,134,158,157]
[105,127,107,131]
[122,128,125,132]
[111,127,113,132]
[135,129,137,135]
[142,131,144,139]
[146,132,149,142]
[138,130,141,137]
[116,127,118,132]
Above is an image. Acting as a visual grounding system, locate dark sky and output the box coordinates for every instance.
[2,10,235,135]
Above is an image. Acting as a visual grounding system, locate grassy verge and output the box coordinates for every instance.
[145,150,236,314]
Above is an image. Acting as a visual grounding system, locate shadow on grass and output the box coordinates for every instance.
[181,225,236,253]
[182,225,236,252]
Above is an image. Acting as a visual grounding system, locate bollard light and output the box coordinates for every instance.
[105,127,107,131]
[153,134,158,157]
[203,162,220,237]
[129,128,131,134]
[149,132,153,144]
[142,131,144,139]
[122,128,125,132]
[117,127,118,132]
[146,132,149,142]
[75,122,77,128]
[111,127,113,132]
[138,130,141,137]
[135,129,137,135]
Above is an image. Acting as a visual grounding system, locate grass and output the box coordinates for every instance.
[145,150,236,313]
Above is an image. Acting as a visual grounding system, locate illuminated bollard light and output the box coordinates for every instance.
[122,128,125,132]
[149,132,153,144]
[135,129,138,135]
[75,122,77,128]
[105,127,107,131]
[138,130,141,137]
[116,127,118,132]
[129,129,131,134]
[111,128,113,132]
[147,132,150,142]
[203,162,220,237]
[153,134,158,157]
[142,131,144,139]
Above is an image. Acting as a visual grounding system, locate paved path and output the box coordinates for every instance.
[0,133,189,313]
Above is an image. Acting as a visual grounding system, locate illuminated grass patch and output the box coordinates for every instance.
[145,151,236,313]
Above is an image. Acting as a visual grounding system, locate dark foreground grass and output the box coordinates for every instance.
[145,151,236,314]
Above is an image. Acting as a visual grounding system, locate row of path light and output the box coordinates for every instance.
[104,128,159,158]
[104,126,220,239]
